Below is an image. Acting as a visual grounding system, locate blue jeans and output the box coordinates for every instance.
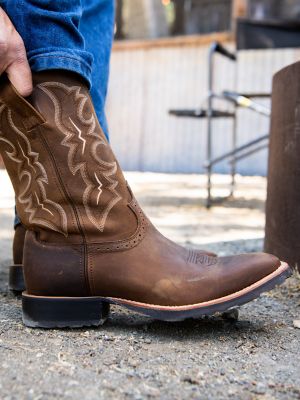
[0,0,115,227]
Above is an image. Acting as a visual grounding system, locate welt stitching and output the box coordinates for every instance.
[88,252,96,296]
[79,247,85,294]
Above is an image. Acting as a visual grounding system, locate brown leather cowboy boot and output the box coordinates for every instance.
[8,223,26,292]
[0,72,291,328]
[8,224,216,295]
[8,224,216,294]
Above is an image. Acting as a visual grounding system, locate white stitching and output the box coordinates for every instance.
[38,82,122,232]
[0,106,68,236]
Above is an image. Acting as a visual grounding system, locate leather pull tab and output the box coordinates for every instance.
[0,74,45,131]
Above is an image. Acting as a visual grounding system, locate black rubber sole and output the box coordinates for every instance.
[22,296,110,328]
[22,264,292,329]
[9,264,26,293]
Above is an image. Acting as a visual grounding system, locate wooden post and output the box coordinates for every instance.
[171,0,185,35]
[232,0,248,18]
[231,0,248,32]
[115,0,124,40]
[265,61,300,272]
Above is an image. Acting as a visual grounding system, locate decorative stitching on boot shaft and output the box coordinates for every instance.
[89,200,149,252]
[0,105,68,236]
[37,81,121,233]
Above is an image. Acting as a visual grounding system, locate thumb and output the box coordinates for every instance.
[6,56,33,97]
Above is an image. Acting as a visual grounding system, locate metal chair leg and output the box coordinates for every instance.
[230,108,237,197]
[206,46,215,209]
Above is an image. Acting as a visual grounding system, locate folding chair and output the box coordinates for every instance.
[169,18,300,208]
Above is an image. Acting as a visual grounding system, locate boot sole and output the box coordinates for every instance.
[22,262,292,328]
[9,264,26,293]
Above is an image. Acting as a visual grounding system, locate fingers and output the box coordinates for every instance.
[6,50,33,97]
[0,7,32,96]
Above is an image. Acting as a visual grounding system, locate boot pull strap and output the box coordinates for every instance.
[0,74,45,131]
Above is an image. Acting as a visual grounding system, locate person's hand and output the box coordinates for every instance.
[0,7,32,96]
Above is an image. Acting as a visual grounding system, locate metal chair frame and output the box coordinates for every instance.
[169,41,271,208]
[205,42,270,207]
[170,18,300,207]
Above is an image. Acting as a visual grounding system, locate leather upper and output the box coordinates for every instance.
[0,72,281,306]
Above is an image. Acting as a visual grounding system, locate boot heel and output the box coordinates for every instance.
[9,264,26,293]
[22,293,110,328]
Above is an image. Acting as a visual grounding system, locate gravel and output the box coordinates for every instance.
[0,172,299,399]
[0,241,299,400]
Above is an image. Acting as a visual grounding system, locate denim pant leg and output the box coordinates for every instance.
[81,0,115,138]
[1,1,93,83]
[1,0,114,132]
[1,0,115,227]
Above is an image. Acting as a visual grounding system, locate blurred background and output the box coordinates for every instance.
[107,0,300,175]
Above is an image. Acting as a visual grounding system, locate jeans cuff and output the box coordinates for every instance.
[28,52,93,88]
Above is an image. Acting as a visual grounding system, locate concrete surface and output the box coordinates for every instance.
[0,171,299,400]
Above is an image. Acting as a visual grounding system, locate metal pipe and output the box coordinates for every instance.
[206,44,215,208]
[228,143,268,163]
[204,134,269,168]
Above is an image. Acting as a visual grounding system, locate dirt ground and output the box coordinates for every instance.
[0,171,299,400]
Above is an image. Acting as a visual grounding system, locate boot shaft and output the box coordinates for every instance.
[0,72,141,244]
